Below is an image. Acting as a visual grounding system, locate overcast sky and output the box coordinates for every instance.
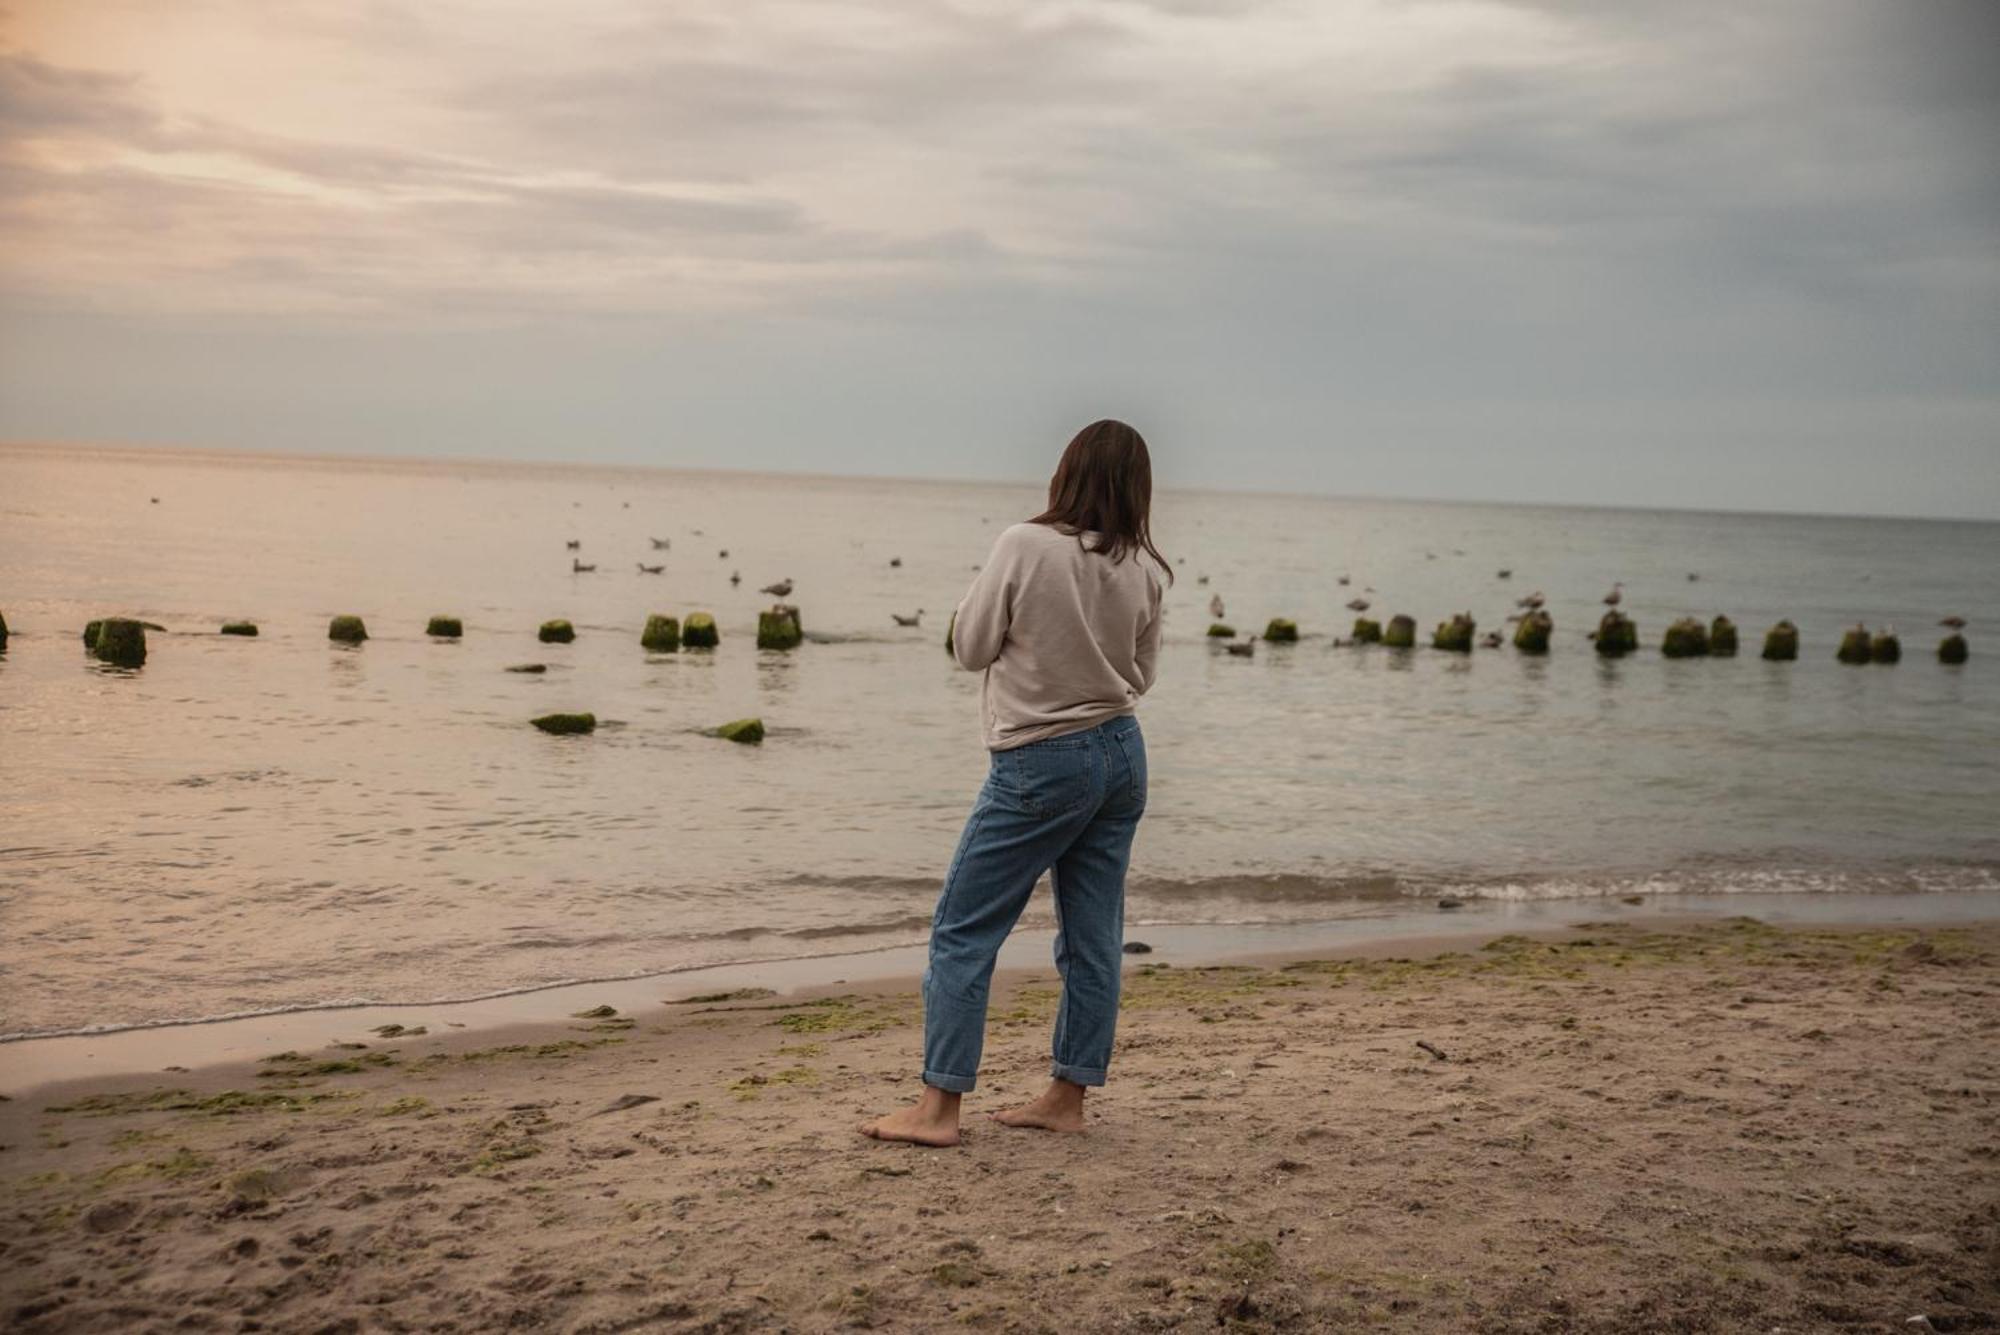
[2,0,1995,517]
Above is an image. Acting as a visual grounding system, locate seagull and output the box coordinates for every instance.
[889,557,903,568]
[637,563,664,575]
[1337,575,1350,586]
[650,537,671,550]
[1602,582,1624,607]
[718,549,729,559]
[1197,574,1209,585]
[1940,615,1967,630]
[566,539,581,551]
[1516,591,1546,610]
[572,559,596,573]
[1496,569,1512,579]
[1346,598,1370,612]
[892,610,925,627]
[1225,641,1255,657]
[760,578,794,598]
[1480,631,1503,649]
[1209,594,1225,619]
[1686,572,1699,582]
[729,571,742,586]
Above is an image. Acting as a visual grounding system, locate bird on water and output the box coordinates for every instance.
[1346,598,1370,612]
[1209,594,1226,619]
[636,563,664,575]
[892,610,925,627]
[1940,615,1967,630]
[572,558,596,573]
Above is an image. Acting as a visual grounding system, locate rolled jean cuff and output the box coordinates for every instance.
[923,1068,976,1094]
[1051,1062,1107,1087]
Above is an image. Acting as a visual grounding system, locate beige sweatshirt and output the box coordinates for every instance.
[952,521,1164,750]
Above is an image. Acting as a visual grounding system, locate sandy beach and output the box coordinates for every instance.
[3,915,1995,1333]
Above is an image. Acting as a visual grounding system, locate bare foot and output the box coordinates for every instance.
[992,1079,1087,1133]
[858,1086,962,1147]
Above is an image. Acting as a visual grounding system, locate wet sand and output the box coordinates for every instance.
[3,915,1996,1332]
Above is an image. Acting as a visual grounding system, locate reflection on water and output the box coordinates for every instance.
[2,441,1997,1035]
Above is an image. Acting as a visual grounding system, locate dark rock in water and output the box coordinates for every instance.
[531,712,595,735]
[1512,609,1552,654]
[220,621,258,637]
[1709,615,1738,657]
[757,604,803,650]
[641,613,681,653]
[1351,617,1382,644]
[1122,941,1153,954]
[83,619,103,648]
[1432,613,1475,653]
[506,663,548,673]
[328,615,368,644]
[426,616,463,638]
[1437,897,1464,911]
[716,717,765,744]
[1762,620,1799,661]
[683,611,720,649]
[1870,631,1901,664]
[1836,625,1872,664]
[1207,622,1236,638]
[1939,633,1969,664]
[1263,618,1299,643]
[1661,617,1709,658]
[1594,610,1638,657]
[538,619,576,644]
[1382,614,1417,649]
[93,617,147,667]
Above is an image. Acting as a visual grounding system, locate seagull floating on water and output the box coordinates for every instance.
[1496,569,1512,579]
[1225,640,1255,657]
[1940,615,1967,630]
[566,540,581,551]
[637,563,664,575]
[760,578,794,598]
[889,557,903,568]
[1346,598,1370,612]
[1516,591,1546,610]
[729,571,742,586]
[1209,594,1225,619]
[650,537,670,551]
[572,559,596,573]
[1337,575,1350,586]
[892,610,925,627]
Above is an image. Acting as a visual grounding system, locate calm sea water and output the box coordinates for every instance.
[3,443,1996,1037]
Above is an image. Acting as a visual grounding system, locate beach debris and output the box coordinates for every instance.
[760,577,795,598]
[641,613,681,653]
[1122,941,1154,954]
[589,1093,661,1117]
[506,663,548,673]
[1939,633,1969,664]
[1870,629,1901,664]
[539,619,576,644]
[425,616,462,638]
[1208,622,1237,638]
[1382,614,1417,649]
[531,712,596,735]
[1593,610,1638,657]
[892,609,924,627]
[1762,620,1800,661]
[328,615,368,644]
[1709,615,1739,657]
[716,717,765,744]
[683,611,720,649]
[1602,582,1624,607]
[1415,1040,1449,1062]
[220,621,258,637]
[92,617,148,667]
[1836,624,1873,664]
[1661,617,1710,658]
[1225,641,1255,657]
[1263,618,1299,644]
[757,604,804,650]
[1351,617,1382,644]
[1432,613,1475,653]
[1512,609,1553,654]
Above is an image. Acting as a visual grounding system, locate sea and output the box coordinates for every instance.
[3,441,1996,1040]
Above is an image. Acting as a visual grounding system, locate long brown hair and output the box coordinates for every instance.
[1030,419,1172,583]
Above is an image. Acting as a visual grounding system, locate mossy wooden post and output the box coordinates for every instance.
[1262,618,1299,644]
[1512,609,1552,654]
[531,712,595,735]
[1432,613,1475,653]
[1207,623,1236,639]
[1661,617,1709,658]
[1836,625,1872,664]
[1594,610,1637,657]
[328,615,368,644]
[93,617,147,667]
[1762,620,1799,661]
[220,621,258,636]
[757,604,803,650]
[641,614,681,652]
[1382,614,1417,649]
[1938,634,1968,664]
[683,612,719,649]
[1709,615,1738,657]
[426,616,463,638]
[538,619,575,644]
[1351,617,1382,644]
[716,717,765,744]
[1869,631,1900,664]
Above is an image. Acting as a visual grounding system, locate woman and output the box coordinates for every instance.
[861,419,1169,1147]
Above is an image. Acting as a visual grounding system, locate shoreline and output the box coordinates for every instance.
[3,912,1993,1332]
[7,886,1997,1097]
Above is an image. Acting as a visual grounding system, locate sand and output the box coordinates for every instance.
[2,916,1995,1333]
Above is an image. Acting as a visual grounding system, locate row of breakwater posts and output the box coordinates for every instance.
[1203,611,1971,664]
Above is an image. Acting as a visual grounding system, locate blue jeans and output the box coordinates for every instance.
[922,715,1148,1093]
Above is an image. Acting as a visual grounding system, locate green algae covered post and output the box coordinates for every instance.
[1512,610,1552,654]
[717,717,765,744]
[1432,613,1475,653]
[531,712,596,735]
[1661,617,1710,659]
[426,616,463,638]
[329,615,368,644]
[1262,618,1299,644]
[1762,620,1799,661]
[641,614,681,652]
[1382,614,1417,649]
[1594,610,1637,657]
[683,612,720,649]
[538,619,575,644]
[757,605,803,650]
[93,618,147,667]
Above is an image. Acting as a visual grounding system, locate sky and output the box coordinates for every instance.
[1,0,1996,518]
